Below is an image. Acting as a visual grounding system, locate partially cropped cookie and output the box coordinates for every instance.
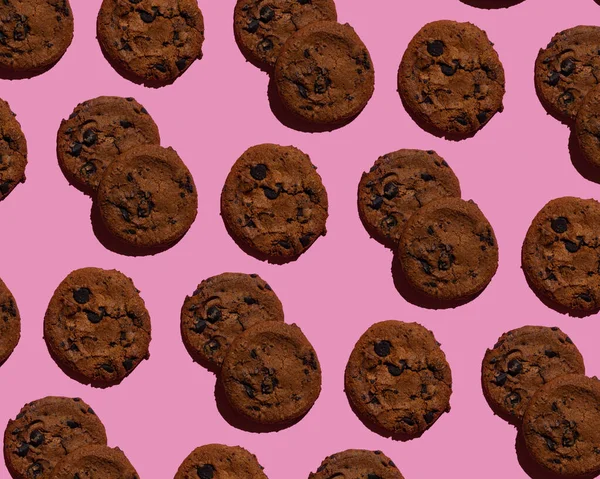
[309,450,404,479]
[221,322,321,425]
[523,375,600,477]
[181,272,284,368]
[44,267,151,386]
[221,143,328,261]
[50,445,139,479]
[482,326,585,422]
[3,397,107,479]
[0,0,74,75]
[0,98,27,201]
[0,277,20,365]
[274,21,374,124]
[358,149,461,248]
[535,26,600,122]
[522,197,600,313]
[97,144,198,249]
[345,321,452,438]
[174,444,268,479]
[234,0,337,69]
[397,197,499,301]
[57,96,160,193]
[97,0,204,86]
[576,85,600,169]
[398,20,505,137]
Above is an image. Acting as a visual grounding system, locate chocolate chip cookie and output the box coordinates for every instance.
[575,84,600,169]
[0,98,27,200]
[221,143,328,261]
[309,450,404,479]
[0,277,20,365]
[535,26,600,122]
[397,197,499,301]
[345,321,452,438]
[522,197,600,313]
[97,0,204,86]
[181,272,284,369]
[57,96,160,193]
[234,0,337,69]
[358,149,461,248]
[3,396,107,479]
[398,20,505,137]
[97,144,198,249]
[221,322,322,425]
[174,444,268,479]
[522,374,600,476]
[44,267,151,386]
[482,326,585,422]
[274,21,375,124]
[0,0,74,75]
[50,445,139,479]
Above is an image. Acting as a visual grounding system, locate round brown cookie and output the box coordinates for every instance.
[174,444,267,479]
[221,143,328,261]
[3,396,107,479]
[482,326,585,422]
[345,320,452,438]
[576,84,600,169]
[0,0,74,75]
[397,197,498,301]
[0,98,27,156]
[309,450,404,479]
[221,322,322,424]
[234,0,337,69]
[181,272,284,369]
[57,96,160,193]
[522,197,600,313]
[0,277,20,365]
[522,375,600,476]
[274,21,375,124]
[97,144,198,249]
[398,20,505,137]
[50,445,139,479]
[97,0,204,86]
[535,26,600,123]
[358,149,461,248]
[44,267,151,386]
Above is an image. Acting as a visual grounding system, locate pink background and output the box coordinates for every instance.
[2,0,600,477]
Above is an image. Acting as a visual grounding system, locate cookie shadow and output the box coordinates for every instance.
[568,129,600,184]
[267,76,361,133]
[459,0,525,8]
[480,372,522,428]
[391,256,482,310]
[214,377,306,433]
[90,200,181,257]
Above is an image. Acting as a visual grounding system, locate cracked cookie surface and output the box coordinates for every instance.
[398,20,505,137]
[345,320,452,438]
[3,396,107,479]
[576,85,600,169]
[535,26,600,122]
[482,326,585,422]
[523,375,600,477]
[358,149,461,248]
[50,445,139,479]
[0,0,74,74]
[174,444,268,479]
[221,143,328,261]
[57,96,160,193]
[0,276,20,365]
[97,144,198,248]
[181,272,284,369]
[234,0,337,69]
[522,197,600,313]
[397,197,499,301]
[221,322,322,424]
[274,21,374,124]
[309,449,404,479]
[97,0,204,85]
[44,267,151,386]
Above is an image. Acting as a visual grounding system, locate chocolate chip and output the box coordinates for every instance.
[297,0,310,3]
[28,462,43,478]
[545,436,557,451]
[197,464,216,479]
[154,63,167,73]
[100,363,114,373]
[296,82,308,98]
[176,58,187,71]
[383,182,398,199]
[440,63,455,76]
[382,215,397,228]
[506,391,521,406]
[206,306,221,323]
[205,339,220,352]
[545,350,558,358]
[563,240,580,253]
[139,10,154,23]
[120,120,132,128]
[120,207,130,222]
[421,173,434,181]
[579,293,593,302]
[243,382,255,398]
[81,161,97,176]
[494,372,507,386]
[387,361,405,376]
[245,18,259,33]
[244,297,257,305]
[82,129,97,147]
[560,58,576,76]
[70,142,82,157]
[66,420,80,428]
[85,310,102,324]
[0,182,9,195]
[73,288,90,304]
[402,416,415,425]
[250,164,267,180]
[193,319,207,334]
[547,71,560,86]
[561,91,575,105]
[258,38,273,51]
[476,111,488,124]
[259,5,274,22]
[427,40,444,57]
[374,340,391,357]
[16,442,29,457]
[370,195,383,210]
[261,376,278,394]
[507,358,522,376]
[262,186,279,200]
[299,234,311,247]
[551,217,568,233]
[29,430,44,447]
[123,358,134,371]
[424,411,435,424]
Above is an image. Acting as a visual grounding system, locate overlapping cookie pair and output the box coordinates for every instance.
[482,325,600,478]
[358,149,499,304]
[57,96,198,252]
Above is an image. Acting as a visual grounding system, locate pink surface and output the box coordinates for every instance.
[1,0,600,477]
